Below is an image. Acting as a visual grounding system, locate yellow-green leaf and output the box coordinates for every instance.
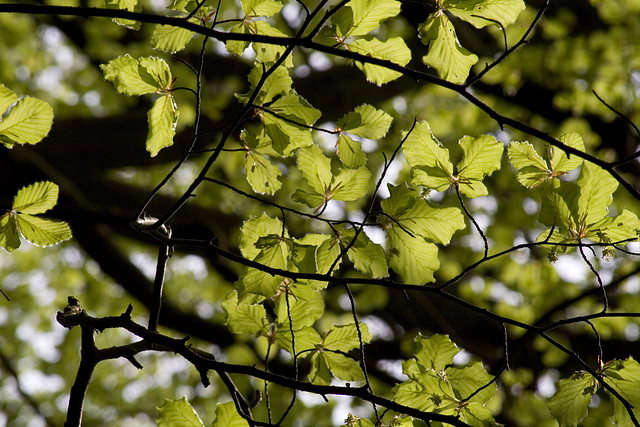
[157,396,204,427]
[0,97,53,148]
[349,37,411,85]
[146,95,179,157]
[16,214,72,248]
[211,402,249,427]
[12,181,59,214]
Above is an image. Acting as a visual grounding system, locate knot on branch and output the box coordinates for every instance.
[56,296,86,329]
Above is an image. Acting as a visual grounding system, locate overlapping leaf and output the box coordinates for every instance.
[151,1,214,53]
[349,37,412,85]
[1,182,72,252]
[105,0,141,30]
[336,104,393,168]
[0,84,53,148]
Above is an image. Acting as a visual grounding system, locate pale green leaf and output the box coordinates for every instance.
[387,227,439,284]
[211,401,249,427]
[380,183,419,217]
[576,162,617,226]
[459,402,499,427]
[227,24,252,56]
[587,209,640,243]
[337,134,367,168]
[238,65,292,105]
[146,95,179,157]
[237,243,288,297]
[331,167,371,201]
[101,55,171,96]
[333,0,401,37]
[402,122,453,173]
[266,93,321,126]
[151,24,195,53]
[392,372,445,412]
[397,199,465,245]
[12,181,59,214]
[411,166,452,192]
[445,0,526,28]
[262,108,315,156]
[507,142,551,188]
[0,97,53,147]
[604,358,640,427]
[457,134,504,180]
[324,352,365,382]
[324,323,372,352]
[0,214,20,252]
[291,189,326,209]
[414,333,460,373]
[341,417,376,427]
[550,133,585,175]
[0,83,18,115]
[242,0,282,16]
[239,214,286,260]
[309,352,333,385]
[337,104,393,139]
[275,290,324,328]
[548,371,596,427]
[276,325,321,354]
[16,215,72,248]
[251,21,294,67]
[349,37,411,85]
[342,228,389,277]
[221,291,268,335]
[420,14,478,84]
[447,362,496,403]
[458,181,490,198]
[105,0,141,30]
[245,151,282,194]
[537,182,580,232]
[297,145,332,194]
[315,234,342,274]
[157,396,204,427]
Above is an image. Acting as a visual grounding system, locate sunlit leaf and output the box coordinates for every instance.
[386,227,439,284]
[331,167,371,201]
[550,133,584,175]
[420,14,477,84]
[447,362,496,403]
[16,214,72,248]
[392,371,444,412]
[604,358,640,427]
[146,95,179,156]
[297,145,332,194]
[105,0,141,30]
[222,291,268,335]
[342,228,389,278]
[414,333,460,373]
[324,352,365,382]
[445,0,526,29]
[12,181,59,214]
[211,401,249,427]
[0,83,18,115]
[337,134,367,168]
[324,323,372,352]
[309,352,333,385]
[457,134,503,181]
[397,199,465,245]
[152,25,195,53]
[0,97,53,148]
[157,396,204,426]
[337,104,393,140]
[245,150,282,194]
[508,141,551,188]
[101,55,171,96]
[333,0,401,37]
[241,0,282,16]
[0,214,20,253]
[548,371,596,427]
[403,122,452,173]
[576,162,617,226]
[349,37,411,85]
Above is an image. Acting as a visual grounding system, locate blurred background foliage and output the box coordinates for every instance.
[1,0,640,425]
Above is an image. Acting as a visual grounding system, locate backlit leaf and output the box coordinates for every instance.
[550,133,584,175]
[0,214,20,252]
[309,352,333,385]
[222,291,268,335]
[0,83,18,115]
[16,215,72,248]
[211,401,249,427]
[337,134,367,168]
[157,396,204,426]
[240,214,286,260]
[331,167,371,201]
[105,0,141,30]
[402,122,452,173]
[0,97,53,148]
[349,37,411,85]
[337,104,393,140]
[576,162,617,226]
[548,371,596,427]
[386,227,439,284]
[297,145,332,194]
[447,362,496,403]
[12,181,59,214]
[603,358,640,427]
[101,55,171,96]
[392,372,444,412]
[152,24,195,53]
[342,228,389,277]
[420,14,477,84]
[324,323,372,352]
[245,151,282,194]
[333,0,401,37]
[445,0,526,29]
[397,199,465,245]
[241,0,282,16]
[457,134,503,180]
[508,142,551,188]
[146,95,179,157]
[414,333,460,372]
[324,352,365,382]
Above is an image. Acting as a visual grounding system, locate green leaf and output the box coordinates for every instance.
[157,396,204,427]
[0,97,53,148]
[251,22,293,67]
[459,401,499,427]
[0,214,21,253]
[105,0,141,30]
[550,133,585,175]
[211,401,249,427]
[222,291,268,335]
[297,145,333,194]
[447,362,496,403]
[507,142,551,188]
[240,214,285,260]
[0,83,18,115]
[324,351,365,382]
[414,334,460,373]
[237,236,290,297]
[12,181,59,214]
[548,371,596,427]
[575,162,617,226]
[349,37,411,85]
[402,122,453,180]
[275,290,324,329]
[587,209,640,242]
[324,323,372,352]
[238,65,292,105]
[386,226,439,284]
[146,95,179,157]
[151,25,195,53]
[380,183,419,217]
[331,167,371,201]
[266,93,321,127]
[603,358,640,427]
[337,134,368,168]
[101,55,171,96]
[309,352,333,385]
[420,14,478,84]
[333,0,401,37]
[337,104,393,140]
[341,416,376,427]
[245,150,282,194]
[537,182,580,232]
[241,0,282,16]
[445,0,526,29]
[315,234,342,274]
[15,215,72,248]
[342,228,389,278]
[261,94,320,155]
[392,371,445,412]
[291,189,326,209]
[457,135,503,188]
[276,325,321,354]
[397,199,465,245]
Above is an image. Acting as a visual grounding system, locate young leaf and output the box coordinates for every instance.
[575,162,617,226]
[297,145,333,194]
[603,358,640,427]
[323,323,372,352]
[315,234,342,274]
[548,371,596,427]
[222,291,268,335]
[587,209,640,243]
[380,183,419,217]
[331,167,371,201]
[392,371,444,412]
[447,362,496,403]
[550,133,585,174]
[261,94,320,155]
[101,55,171,96]
[349,37,411,85]
[458,401,499,427]
[341,228,389,278]
[0,96,53,148]
[337,134,368,168]
[332,0,401,37]
[507,141,550,188]
[276,325,321,354]
[396,199,465,245]
[386,226,439,284]
[211,401,249,427]
[237,65,292,106]
[275,290,324,329]
[240,214,286,260]
[245,150,282,194]
[241,0,282,17]
[0,83,18,114]
[105,0,141,30]
[12,181,59,214]
[402,122,453,179]
[0,215,20,253]
[445,0,526,29]
[151,25,195,53]
[323,351,365,382]
[414,333,460,373]
[309,352,333,385]
[251,22,293,67]
[157,396,204,427]
[337,104,393,140]
[420,14,478,84]
[146,95,179,157]
[16,215,72,248]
